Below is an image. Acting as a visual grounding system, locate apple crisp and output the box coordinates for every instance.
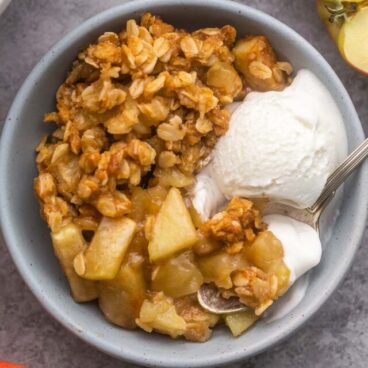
[34,13,293,341]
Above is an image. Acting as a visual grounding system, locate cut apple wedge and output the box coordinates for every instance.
[317,0,368,75]
[224,310,258,337]
[99,252,146,328]
[73,216,137,280]
[51,223,98,302]
[148,188,199,262]
[151,251,203,298]
[338,6,368,74]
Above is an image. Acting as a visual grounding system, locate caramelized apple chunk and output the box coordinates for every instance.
[233,36,292,91]
[152,251,203,298]
[148,188,199,262]
[154,167,195,188]
[130,185,168,223]
[99,252,146,328]
[206,61,243,100]
[224,310,258,337]
[73,216,137,280]
[198,250,249,289]
[136,292,187,339]
[51,223,98,302]
[243,231,291,295]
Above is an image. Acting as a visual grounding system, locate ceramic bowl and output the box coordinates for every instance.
[1,0,367,366]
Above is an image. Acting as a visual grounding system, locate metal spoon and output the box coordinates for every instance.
[197,138,368,314]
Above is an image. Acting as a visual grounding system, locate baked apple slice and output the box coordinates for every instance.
[148,188,198,262]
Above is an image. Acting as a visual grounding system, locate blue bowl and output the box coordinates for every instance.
[1,0,367,366]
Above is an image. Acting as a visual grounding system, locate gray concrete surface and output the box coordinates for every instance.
[0,0,368,367]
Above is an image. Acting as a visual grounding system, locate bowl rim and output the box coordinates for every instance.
[1,0,367,367]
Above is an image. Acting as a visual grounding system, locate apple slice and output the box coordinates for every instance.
[148,188,199,262]
[224,310,258,337]
[99,252,146,328]
[151,251,203,298]
[74,217,137,280]
[51,224,98,302]
[338,6,368,74]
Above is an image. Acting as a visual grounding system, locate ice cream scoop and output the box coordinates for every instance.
[192,70,348,219]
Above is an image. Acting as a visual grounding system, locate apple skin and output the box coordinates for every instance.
[317,0,368,76]
[316,0,342,43]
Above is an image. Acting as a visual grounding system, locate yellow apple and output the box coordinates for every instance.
[317,0,368,74]
[148,188,199,262]
[224,310,258,337]
[98,252,146,329]
[73,217,137,280]
[51,224,98,302]
[338,6,368,74]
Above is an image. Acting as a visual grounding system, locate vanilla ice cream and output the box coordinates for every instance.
[192,69,348,219]
[264,214,322,283]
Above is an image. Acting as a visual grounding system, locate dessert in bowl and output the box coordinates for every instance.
[1,0,367,366]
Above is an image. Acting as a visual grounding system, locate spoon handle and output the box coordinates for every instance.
[311,138,368,213]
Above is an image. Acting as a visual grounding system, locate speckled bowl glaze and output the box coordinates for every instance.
[0,0,367,366]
